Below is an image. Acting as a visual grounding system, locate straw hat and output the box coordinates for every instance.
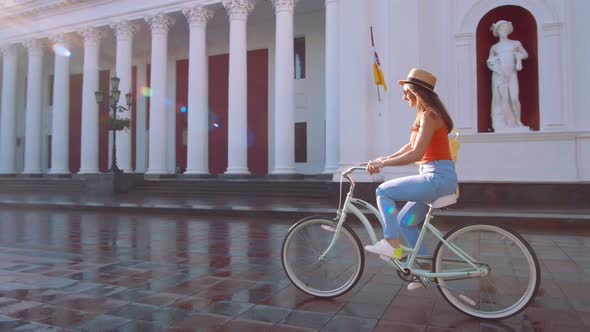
[491,20,513,37]
[398,68,437,92]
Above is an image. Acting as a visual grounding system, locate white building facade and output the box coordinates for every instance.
[0,0,589,183]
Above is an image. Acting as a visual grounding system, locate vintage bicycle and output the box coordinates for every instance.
[281,165,540,320]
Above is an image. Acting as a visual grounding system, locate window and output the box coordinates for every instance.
[295,122,307,163]
[294,37,305,79]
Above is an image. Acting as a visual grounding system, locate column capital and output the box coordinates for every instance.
[183,6,215,28]
[22,39,45,57]
[145,13,175,34]
[0,43,18,56]
[79,27,103,47]
[222,0,254,20]
[110,20,137,41]
[49,33,73,49]
[271,0,298,13]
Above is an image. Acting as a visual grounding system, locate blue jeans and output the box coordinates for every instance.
[376,160,458,254]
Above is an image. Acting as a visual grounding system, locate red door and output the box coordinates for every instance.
[206,49,269,175]
[247,49,269,175]
[98,70,111,172]
[69,74,83,173]
[176,60,189,172]
[208,54,229,174]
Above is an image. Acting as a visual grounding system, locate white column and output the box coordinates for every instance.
[49,34,72,174]
[338,0,369,170]
[0,44,18,174]
[145,13,175,174]
[271,0,297,174]
[110,21,136,172]
[222,0,254,175]
[22,39,44,174]
[135,63,148,173]
[78,28,102,174]
[323,0,339,174]
[183,6,214,175]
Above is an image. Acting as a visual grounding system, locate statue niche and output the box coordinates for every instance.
[476,5,539,133]
[487,20,530,132]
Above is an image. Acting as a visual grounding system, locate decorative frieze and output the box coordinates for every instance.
[271,0,298,13]
[0,43,17,56]
[49,33,72,49]
[222,0,254,20]
[183,6,214,28]
[79,27,103,47]
[145,13,175,34]
[110,20,137,41]
[22,39,45,56]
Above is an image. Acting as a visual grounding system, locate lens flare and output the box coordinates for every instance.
[140,87,152,97]
[386,206,395,215]
[406,214,416,226]
[213,123,220,128]
[181,106,187,113]
[53,44,71,57]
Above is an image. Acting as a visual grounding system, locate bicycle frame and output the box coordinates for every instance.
[320,166,487,280]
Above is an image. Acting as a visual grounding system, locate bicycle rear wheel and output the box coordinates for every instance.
[281,216,364,298]
[432,223,540,320]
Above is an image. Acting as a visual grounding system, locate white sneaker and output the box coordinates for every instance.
[364,239,404,260]
[407,282,423,291]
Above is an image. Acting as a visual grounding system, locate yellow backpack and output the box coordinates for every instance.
[448,129,460,197]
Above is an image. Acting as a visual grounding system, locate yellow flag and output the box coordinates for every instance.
[371,27,387,94]
[373,63,387,92]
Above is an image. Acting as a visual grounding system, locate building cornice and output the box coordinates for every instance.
[0,0,113,20]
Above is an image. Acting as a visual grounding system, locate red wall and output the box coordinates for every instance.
[176,60,189,172]
[476,5,539,132]
[247,49,269,175]
[203,49,269,175]
[131,66,137,171]
[98,70,110,172]
[207,54,229,175]
[68,74,83,173]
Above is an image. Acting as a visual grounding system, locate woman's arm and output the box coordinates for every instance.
[368,112,438,172]
[376,143,412,161]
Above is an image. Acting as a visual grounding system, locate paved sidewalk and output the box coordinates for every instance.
[0,209,588,331]
[0,192,588,223]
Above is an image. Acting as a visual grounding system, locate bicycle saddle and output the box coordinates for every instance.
[429,194,457,209]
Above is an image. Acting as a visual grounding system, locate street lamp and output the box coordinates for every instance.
[95,76,133,174]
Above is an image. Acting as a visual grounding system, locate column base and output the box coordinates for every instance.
[22,168,42,174]
[184,168,210,175]
[271,167,296,175]
[225,167,250,175]
[146,168,170,175]
[48,169,71,175]
[78,168,100,174]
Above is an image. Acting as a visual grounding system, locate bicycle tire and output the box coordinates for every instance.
[432,223,540,320]
[281,216,364,298]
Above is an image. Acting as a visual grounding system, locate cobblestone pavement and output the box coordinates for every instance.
[0,209,587,331]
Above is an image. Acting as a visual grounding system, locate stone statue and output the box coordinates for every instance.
[487,20,530,132]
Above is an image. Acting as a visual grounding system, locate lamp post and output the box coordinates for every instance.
[95,76,133,174]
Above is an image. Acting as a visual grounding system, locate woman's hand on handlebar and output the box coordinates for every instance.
[366,159,384,175]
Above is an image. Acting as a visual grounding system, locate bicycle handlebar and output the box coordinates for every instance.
[342,164,369,177]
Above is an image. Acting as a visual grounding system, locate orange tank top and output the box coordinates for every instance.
[410,124,452,164]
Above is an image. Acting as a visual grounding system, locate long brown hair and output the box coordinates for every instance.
[407,84,454,133]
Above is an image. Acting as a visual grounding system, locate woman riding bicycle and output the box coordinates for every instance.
[365,68,458,260]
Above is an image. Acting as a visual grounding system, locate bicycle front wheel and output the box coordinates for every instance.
[432,223,540,320]
[281,216,364,298]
